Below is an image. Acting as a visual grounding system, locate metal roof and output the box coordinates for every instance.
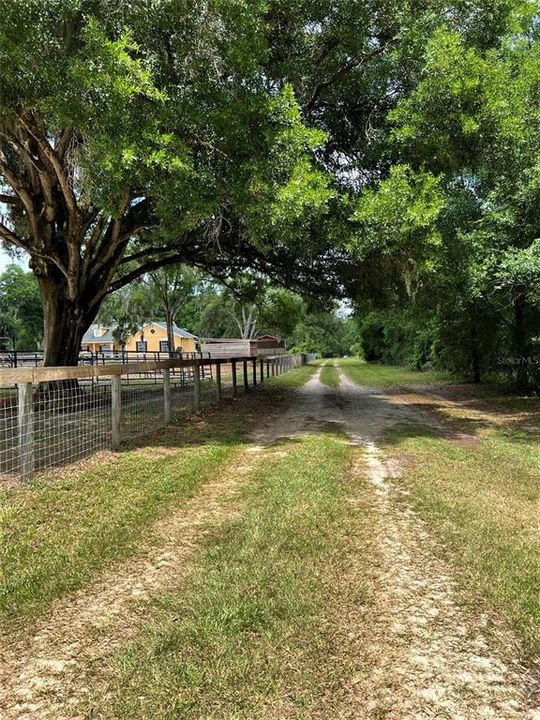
[81,326,116,344]
[82,322,197,344]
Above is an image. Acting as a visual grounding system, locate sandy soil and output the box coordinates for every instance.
[0,368,538,719]
[0,440,271,720]
[275,369,539,719]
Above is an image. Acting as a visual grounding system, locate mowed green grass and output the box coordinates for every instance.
[88,433,361,719]
[0,365,315,629]
[320,362,340,387]
[339,358,446,386]
[267,361,318,389]
[385,418,540,660]
[0,421,243,628]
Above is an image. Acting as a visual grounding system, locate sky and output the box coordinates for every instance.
[0,246,29,272]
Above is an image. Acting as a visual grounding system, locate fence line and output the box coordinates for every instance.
[0,349,212,369]
[0,347,291,369]
[0,354,307,482]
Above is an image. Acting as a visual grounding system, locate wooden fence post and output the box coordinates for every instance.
[260,359,264,383]
[232,360,238,396]
[215,361,222,402]
[266,360,270,378]
[163,367,171,423]
[194,362,201,410]
[252,358,257,387]
[18,382,34,480]
[111,375,122,450]
[243,360,249,391]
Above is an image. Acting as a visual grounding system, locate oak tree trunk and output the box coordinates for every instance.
[38,272,99,367]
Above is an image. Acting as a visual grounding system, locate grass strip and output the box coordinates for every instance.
[320,362,340,387]
[267,361,318,389]
[0,364,316,629]
[0,433,242,628]
[339,358,446,387]
[0,383,296,629]
[88,432,358,719]
[384,423,540,660]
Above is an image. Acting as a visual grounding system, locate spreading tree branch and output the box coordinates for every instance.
[0,193,21,205]
[108,253,186,292]
[0,220,28,250]
[0,153,42,245]
[119,246,174,264]
[305,43,391,112]
[18,113,78,217]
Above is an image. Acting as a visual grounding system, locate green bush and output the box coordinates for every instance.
[360,312,386,362]
[349,342,363,358]
[359,309,436,370]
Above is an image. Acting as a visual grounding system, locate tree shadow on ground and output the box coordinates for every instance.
[123,380,540,461]
[380,388,540,449]
[121,386,299,454]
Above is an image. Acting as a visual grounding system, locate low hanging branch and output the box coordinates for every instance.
[0,4,363,366]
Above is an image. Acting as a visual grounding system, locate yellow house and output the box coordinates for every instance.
[81,322,198,355]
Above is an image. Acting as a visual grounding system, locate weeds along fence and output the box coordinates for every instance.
[0,354,305,482]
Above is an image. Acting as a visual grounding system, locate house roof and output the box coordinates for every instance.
[82,322,197,345]
[81,325,116,344]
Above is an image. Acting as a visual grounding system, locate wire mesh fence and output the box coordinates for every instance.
[0,353,305,483]
[33,382,112,472]
[0,380,112,481]
[0,388,19,477]
[120,381,165,442]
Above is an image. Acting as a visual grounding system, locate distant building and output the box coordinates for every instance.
[200,335,285,358]
[81,322,198,355]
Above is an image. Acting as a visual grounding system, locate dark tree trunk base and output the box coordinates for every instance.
[38,272,99,368]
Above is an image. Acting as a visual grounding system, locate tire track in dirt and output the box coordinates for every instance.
[0,405,301,720]
[249,367,538,718]
[329,370,539,719]
[1,368,538,719]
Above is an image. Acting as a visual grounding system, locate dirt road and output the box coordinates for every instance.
[261,366,539,719]
[1,365,538,719]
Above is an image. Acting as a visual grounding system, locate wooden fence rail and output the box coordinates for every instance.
[1,353,307,480]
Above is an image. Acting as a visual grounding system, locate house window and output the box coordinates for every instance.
[136,340,147,353]
[160,340,170,352]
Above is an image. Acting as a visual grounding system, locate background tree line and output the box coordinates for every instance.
[348,7,540,389]
[0,265,43,351]
[1,1,539,388]
[0,261,355,357]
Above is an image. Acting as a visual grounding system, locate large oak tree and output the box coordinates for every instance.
[2,0,517,371]
[0,0,340,365]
